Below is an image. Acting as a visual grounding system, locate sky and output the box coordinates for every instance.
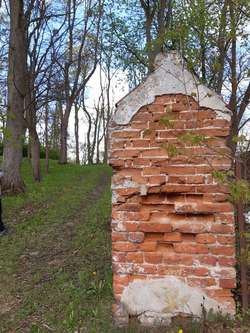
[67,65,129,161]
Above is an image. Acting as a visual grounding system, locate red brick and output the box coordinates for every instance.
[144,252,163,264]
[113,242,138,252]
[168,175,186,184]
[197,128,229,137]
[184,267,209,276]
[131,122,149,130]
[182,234,195,242]
[117,168,141,177]
[129,275,147,282]
[124,222,138,232]
[196,110,217,119]
[109,159,125,168]
[133,158,150,166]
[174,243,209,254]
[216,235,235,245]
[203,119,229,128]
[112,232,128,242]
[141,149,167,157]
[207,289,233,298]
[196,234,216,244]
[163,254,193,266]
[112,141,126,149]
[210,224,234,234]
[157,265,183,276]
[142,195,165,205]
[133,264,157,274]
[127,252,144,263]
[113,263,134,274]
[210,246,235,256]
[110,93,236,307]
[215,213,234,224]
[139,223,172,233]
[116,188,140,197]
[162,166,195,175]
[118,203,141,212]
[149,121,166,130]
[128,232,145,243]
[195,184,229,194]
[187,277,216,288]
[186,175,205,184]
[113,275,130,286]
[133,112,153,121]
[172,121,185,129]
[112,252,127,263]
[112,130,141,138]
[143,167,162,175]
[152,112,167,121]
[132,139,150,147]
[172,222,208,234]
[219,279,236,289]
[218,257,236,267]
[139,242,157,252]
[203,193,228,202]
[198,255,217,266]
[113,283,125,294]
[148,175,166,185]
[161,184,195,193]
[163,232,182,242]
[125,211,150,221]
[112,150,140,158]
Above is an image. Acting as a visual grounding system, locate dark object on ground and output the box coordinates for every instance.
[0,170,7,235]
[0,200,8,235]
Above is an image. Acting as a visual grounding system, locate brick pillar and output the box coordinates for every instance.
[109,94,236,326]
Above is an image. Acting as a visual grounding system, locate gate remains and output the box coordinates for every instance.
[108,53,236,326]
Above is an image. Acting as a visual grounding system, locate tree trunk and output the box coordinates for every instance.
[215,0,228,94]
[25,74,41,182]
[45,103,49,174]
[2,0,26,193]
[145,14,155,73]
[235,161,249,310]
[74,105,80,164]
[227,1,238,153]
[30,129,41,182]
[59,119,68,164]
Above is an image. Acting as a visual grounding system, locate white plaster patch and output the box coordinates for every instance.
[112,52,231,125]
[111,180,138,190]
[121,276,233,326]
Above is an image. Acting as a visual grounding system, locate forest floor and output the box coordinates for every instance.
[0,160,249,333]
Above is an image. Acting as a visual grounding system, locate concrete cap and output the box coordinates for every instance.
[112,52,231,125]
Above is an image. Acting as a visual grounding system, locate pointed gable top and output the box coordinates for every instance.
[112,52,231,125]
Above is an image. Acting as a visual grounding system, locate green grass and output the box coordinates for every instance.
[0,159,249,333]
[0,159,115,332]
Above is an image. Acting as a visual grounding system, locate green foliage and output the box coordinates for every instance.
[232,135,248,144]
[212,170,250,204]
[39,146,59,160]
[179,131,206,145]
[212,170,233,184]
[0,143,59,160]
[161,143,180,157]
[143,128,154,137]
[229,179,250,204]
[159,114,175,128]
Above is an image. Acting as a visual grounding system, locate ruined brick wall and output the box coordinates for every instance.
[109,94,236,325]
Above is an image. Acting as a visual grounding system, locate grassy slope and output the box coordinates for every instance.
[0,160,115,332]
[0,160,249,333]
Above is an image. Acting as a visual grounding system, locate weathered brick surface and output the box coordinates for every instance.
[109,94,235,311]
